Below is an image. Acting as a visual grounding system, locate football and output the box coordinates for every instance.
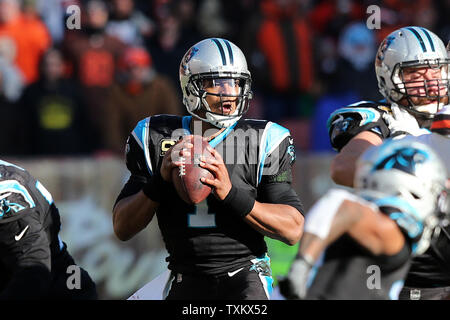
[172,135,214,204]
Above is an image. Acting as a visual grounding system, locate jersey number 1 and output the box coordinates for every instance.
[188,200,216,228]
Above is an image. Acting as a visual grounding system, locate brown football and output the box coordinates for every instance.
[172,135,214,204]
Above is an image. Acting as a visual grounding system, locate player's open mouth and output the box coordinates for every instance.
[221,102,233,114]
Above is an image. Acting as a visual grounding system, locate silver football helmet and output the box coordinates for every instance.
[179,38,252,128]
[375,26,450,119]
[354,139,447,255]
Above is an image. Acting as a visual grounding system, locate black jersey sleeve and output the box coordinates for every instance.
[327,102,390,151]
[0,211,52,299]
[257,125,304,215]
[114,132,152,207]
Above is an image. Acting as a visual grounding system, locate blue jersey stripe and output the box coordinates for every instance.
[258,122,290,184]
[35,181,54,205]
[326,107,378,132]
[182,115,192,133]
[0,180,36,208]
[132,117,153,175]
[181,115,236,148]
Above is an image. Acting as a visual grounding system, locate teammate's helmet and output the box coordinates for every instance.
[375,26,449,119]
[179,38,252,128]
[354,139,447,255]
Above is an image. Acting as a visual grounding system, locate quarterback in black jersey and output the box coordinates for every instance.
[326,27,450,299]
[113,38,304,300]
[279,139,447,299]
[0,160,97,300]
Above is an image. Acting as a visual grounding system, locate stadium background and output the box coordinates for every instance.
[0,0,447,299]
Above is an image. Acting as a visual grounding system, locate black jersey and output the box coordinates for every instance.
[405,225,450,287]
[0,160,97,299]
[306,205,416,300]
[115,115,304,276]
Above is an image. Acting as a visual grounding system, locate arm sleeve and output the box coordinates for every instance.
[257,135,304,215]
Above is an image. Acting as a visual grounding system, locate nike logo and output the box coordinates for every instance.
[227,267,244,277]
[15,225,29,241]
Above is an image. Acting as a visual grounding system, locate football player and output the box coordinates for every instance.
[329,26,449,186]
[0,160,97,299]
[394,105,450,299]
[112,38,304,300]
[279,139,447,299]
[327,26,450,299]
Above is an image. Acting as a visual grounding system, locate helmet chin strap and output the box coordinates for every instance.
[206,109,241,128]
[415,103,439,114]
[188,99,241,129]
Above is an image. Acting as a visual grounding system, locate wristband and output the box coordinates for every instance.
[221,186,255,218]
[142,172,170,203]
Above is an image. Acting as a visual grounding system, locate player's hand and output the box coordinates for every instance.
[160,136,193,183]
[278,255,314,300]
[382,104,424,138]
[198,146,232,201]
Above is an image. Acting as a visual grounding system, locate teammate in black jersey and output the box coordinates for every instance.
[394,106,450,299]
[112,38,304,300]
[326,27,450,299]
[279,139,447,299]
[0,160,97,300]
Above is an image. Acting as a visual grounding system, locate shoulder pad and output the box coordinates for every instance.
[327,103,390,151]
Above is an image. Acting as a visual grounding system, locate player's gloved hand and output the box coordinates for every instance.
[382,104,424,138]
[278,255,314,300]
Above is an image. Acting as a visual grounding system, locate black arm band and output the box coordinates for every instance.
[221,186,255,218]
[142,172,170,203]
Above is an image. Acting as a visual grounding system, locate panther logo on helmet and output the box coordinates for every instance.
[355,139,447,255]
[180,47,199,76]
[373,147,428,175]
[375,35,395,67]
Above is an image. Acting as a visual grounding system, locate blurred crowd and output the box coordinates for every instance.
[0,0,447,156]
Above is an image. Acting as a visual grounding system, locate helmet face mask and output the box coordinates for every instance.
[179,38,253,128]
[375,27,450,120]
[391,61,449,117]
[187,72,252,121]
[355,139,447,255]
